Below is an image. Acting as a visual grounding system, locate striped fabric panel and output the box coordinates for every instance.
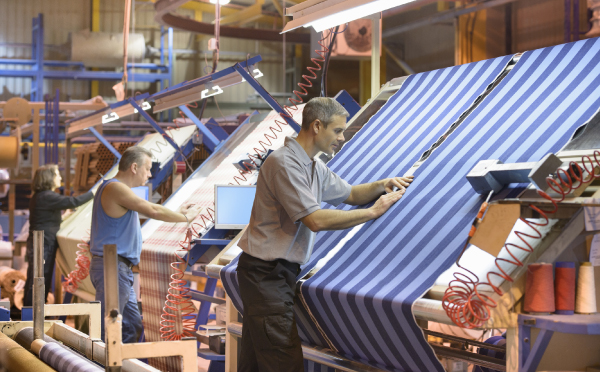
[140,109,301,371]
[301,38,600,372]
[40,342,103,372]
[219,56,513,349]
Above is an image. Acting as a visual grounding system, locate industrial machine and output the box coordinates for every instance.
[210,37,600,372]
[0,230,197,371]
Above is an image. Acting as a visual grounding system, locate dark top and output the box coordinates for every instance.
[28,190,94,247]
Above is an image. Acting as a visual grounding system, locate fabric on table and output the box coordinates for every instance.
[300,38,600,371]
[220,53,514,354]
[140,110,301,371]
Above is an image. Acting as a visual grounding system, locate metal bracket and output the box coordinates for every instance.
[467,153,563,194]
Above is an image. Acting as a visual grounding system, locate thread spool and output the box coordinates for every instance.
[524,263,555,314]
[555,261,576,315]
[175,161,186,174]
[575,262,597,314]
[0,136,19,168]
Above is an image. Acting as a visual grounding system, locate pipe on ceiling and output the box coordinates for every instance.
[154,0,310,44]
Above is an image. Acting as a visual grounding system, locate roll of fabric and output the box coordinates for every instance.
[13,327,61,351]
[38,341,103,372]
[555,261,576,315]
[575,262,597,314]
[0,331,57,371]
[14,326,102,372]
[524,263,555,313]
[474,335,506,372]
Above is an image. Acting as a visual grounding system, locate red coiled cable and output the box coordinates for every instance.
[158,28,339,340]
[62,230,92,294]
[159,228,198,340]
[443,151,600,328]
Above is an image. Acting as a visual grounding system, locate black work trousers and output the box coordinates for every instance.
[237,252,304,372]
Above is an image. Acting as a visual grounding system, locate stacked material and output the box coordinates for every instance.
[56,126,197,298]
[222,37,600,371]
[140,109,302,371]
[72,142,135,192]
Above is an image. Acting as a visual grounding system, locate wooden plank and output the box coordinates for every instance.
[81,151,90,191]
[73,152,83,191]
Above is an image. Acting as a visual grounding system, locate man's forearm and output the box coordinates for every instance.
[346,180,385,205]
[149,204,187,223]
[302,208,376,232]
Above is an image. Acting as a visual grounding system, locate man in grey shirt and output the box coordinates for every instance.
[237,97,413,372]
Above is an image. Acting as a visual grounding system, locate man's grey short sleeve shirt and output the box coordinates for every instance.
[238,137,351,264]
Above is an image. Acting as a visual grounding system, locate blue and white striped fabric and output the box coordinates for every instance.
[220,54,512,357]
[39,342,103,372]
[300,38,600,371]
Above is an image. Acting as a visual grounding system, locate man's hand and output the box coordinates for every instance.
[369,189,405,218]
[383,176,414,194]
[180,203,203,223]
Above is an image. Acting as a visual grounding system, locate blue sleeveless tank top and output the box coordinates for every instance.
[89,179,142,265]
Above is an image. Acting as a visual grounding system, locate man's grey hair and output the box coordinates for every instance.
[301,97,349,131]
[119,146,153,171]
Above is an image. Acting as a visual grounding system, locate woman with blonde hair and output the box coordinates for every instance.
[23,164,94,307]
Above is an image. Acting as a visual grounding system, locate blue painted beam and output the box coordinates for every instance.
[0,69,170,81]
[129,99,180,151]
[334,90,361,121]
[178,105,220,152]
[88,127,122,159]
[233,64,301,133]
[0,59,168,71]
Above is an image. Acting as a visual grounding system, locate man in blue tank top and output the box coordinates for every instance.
[89,146,201,343]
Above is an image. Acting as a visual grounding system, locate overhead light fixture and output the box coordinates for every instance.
[149,55,263,113]
[66,93,150,135]
[209,0,230,4]
[283,0,417,33]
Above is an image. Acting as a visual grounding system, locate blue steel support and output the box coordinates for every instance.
[205,118,229,141]
[178,105,220,152]
[168,27,174,122]
[194,277,218,331]
[129,99,180,151]
[53,88,59,163]
[32,14,44,102]
[334,90,361,121]
[232,64,301,133]
[159,26,166,122]
[520,329,554,372]
[88,127,122,159]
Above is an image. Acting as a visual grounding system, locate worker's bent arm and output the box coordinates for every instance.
[108,182,187,223]
[344,180,385,205]
[301,189,405,232]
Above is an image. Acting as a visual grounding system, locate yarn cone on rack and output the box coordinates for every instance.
[555,261,576,315]
[524,263,555,314]
[575,262,597,314]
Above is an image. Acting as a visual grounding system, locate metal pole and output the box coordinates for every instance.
[371,14,381,99]
[33,230,45,341]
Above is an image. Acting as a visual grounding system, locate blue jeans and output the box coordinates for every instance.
[89,256,143,343]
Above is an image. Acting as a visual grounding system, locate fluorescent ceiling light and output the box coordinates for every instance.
[283,0,416,33]
[209,0,230,4]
